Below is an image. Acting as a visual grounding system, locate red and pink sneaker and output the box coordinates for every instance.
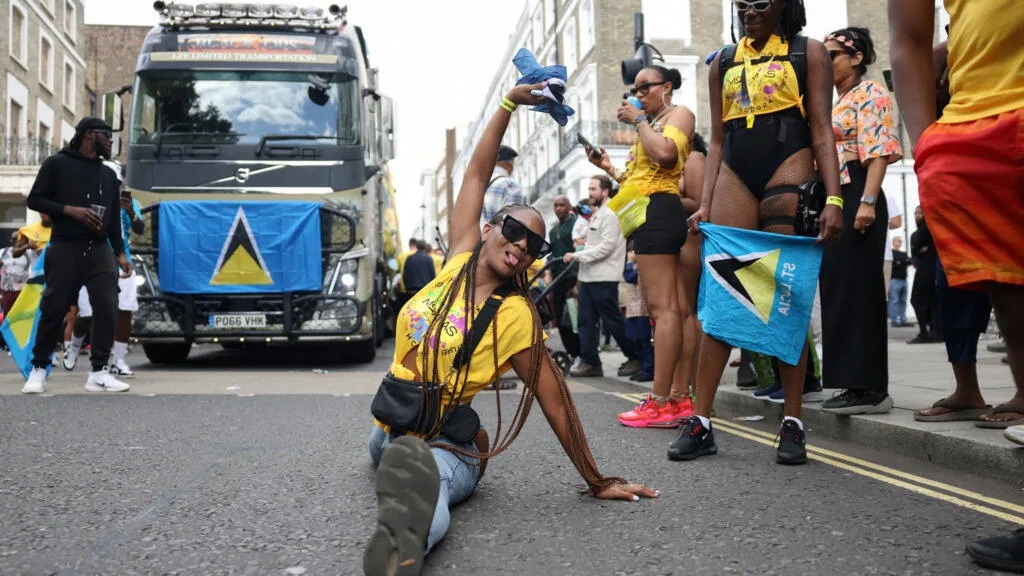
[617,395,683,428]
[670,396,695,421]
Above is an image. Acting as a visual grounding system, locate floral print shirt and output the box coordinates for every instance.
[832,80,903,184]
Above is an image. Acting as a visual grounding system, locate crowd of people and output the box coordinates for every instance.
[364,0,1022,573]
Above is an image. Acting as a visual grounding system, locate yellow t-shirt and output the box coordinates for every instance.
[18,222,52,250]
[940,0,1024,124]
[389,251,543,404]
[620,123,689,197]
[722,34,805,123]
[431,253,444,275]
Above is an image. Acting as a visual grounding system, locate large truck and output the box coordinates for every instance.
[102,2,399,363]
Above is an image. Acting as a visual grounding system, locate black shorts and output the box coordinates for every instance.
[630,192,687,255]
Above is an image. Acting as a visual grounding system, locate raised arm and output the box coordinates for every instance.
[888,0,937,149]
[448,84,546,256]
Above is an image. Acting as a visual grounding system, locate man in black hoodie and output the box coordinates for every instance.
[22,117,132,394]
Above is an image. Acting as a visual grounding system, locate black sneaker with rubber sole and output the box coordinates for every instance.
[364,436,440,576]
[776,419,807,465]
[667,417,717,461]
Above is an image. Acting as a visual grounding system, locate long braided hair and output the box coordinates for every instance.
[419,203,624,492]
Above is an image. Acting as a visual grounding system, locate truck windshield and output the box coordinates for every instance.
[131,70,360,146]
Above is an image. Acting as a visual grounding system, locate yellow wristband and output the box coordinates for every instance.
[500,97,518,113]
[826,196,844,209]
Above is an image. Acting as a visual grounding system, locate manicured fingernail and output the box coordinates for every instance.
[632,495,639,501]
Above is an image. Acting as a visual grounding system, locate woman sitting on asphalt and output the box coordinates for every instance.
[363,82,656,576]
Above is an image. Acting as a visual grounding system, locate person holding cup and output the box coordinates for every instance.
[22,116,132,395]
[583,65,697,428]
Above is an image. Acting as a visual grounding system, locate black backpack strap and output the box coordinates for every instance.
[452,283,515,370]
[789,35,809,108]
[717,44,738,78]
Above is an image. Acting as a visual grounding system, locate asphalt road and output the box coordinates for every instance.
[1,342,1021,575]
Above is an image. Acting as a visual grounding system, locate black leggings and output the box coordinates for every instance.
[722,110,810,199]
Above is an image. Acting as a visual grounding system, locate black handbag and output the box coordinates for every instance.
[370,284,513,441]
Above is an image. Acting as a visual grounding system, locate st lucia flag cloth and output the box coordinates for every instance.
[697,223,823,366]
[1,248,51,378]
[158,201,322,294]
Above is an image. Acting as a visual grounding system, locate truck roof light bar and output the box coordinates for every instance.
[152,2,347,30]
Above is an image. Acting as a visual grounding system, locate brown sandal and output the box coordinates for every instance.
[913,397,991,422]
[975,402,1024,429]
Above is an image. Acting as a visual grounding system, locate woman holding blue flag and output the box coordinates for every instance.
[363,81,655,576]
[678,0,843,465]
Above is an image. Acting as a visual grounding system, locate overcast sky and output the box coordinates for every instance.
[83,0,527,242]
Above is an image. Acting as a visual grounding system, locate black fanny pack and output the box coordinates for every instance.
[370,283,512,443]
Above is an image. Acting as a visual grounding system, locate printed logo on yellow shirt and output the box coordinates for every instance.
[210,207,273,285]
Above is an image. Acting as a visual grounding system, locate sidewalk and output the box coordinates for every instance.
[577,326,1023,485]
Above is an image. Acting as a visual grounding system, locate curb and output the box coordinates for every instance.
[713,385,1024,486]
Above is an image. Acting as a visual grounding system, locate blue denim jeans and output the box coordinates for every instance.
[368,426,480,552]
[889,278,908,324]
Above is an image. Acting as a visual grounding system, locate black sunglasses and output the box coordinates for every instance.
[501,215,550,259]
[629,81,668,97]
[91,129,112,139]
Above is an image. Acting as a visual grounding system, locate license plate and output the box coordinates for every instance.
[208,314,267,328]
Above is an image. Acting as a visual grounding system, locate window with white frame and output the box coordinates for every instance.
[579,0,595,57]
[10,3,28,65]
[532,9,544,52]
[63,61,76,111]
[39,35,55,91]
[562,16,577,77]
[64,0,77,42]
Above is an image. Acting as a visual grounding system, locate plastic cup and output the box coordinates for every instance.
[90,204,106,219]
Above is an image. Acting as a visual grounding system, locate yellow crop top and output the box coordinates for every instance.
[940,0,1024,124]
[619,123,690,196]
[388,251,542,404]
[722,34,805,124]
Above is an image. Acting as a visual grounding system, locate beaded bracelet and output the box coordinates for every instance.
[826,196,844,209]
[499,97,518,113]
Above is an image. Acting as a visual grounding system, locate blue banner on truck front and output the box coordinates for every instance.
[158,201,322,294]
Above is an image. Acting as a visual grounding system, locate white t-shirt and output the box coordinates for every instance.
[884,192,904,262]
[572,215,590,243]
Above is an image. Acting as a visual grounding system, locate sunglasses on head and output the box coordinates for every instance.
[629,81,668,97]
[734,0,772,13]
[501,215,550,259]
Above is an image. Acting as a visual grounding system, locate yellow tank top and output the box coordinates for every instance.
[940,0,1024,123]
[722,34,805,124]
[620,122,689,197]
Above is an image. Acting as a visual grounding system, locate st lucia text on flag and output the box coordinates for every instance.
[697,223,822,366]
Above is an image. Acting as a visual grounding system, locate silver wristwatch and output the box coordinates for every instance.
[860,194,877,206]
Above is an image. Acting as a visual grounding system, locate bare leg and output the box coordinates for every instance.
[672,236,703,399]
[636,253,683,404]
[778,344,808,418]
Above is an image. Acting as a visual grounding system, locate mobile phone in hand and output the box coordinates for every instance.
[121,190,131,199]
[576,134,602,159]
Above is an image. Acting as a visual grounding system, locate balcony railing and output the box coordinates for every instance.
[560,120,638,158]
[0,137,57,166]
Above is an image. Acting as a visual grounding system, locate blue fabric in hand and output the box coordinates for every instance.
[512,48,575,126]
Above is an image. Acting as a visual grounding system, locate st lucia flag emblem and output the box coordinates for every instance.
[210,208,273,286]
[159,201,322,294]
[1,247,52,378]
[697,223,822,366]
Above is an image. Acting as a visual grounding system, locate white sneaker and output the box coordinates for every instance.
[62,344,80,370]
[85,367,130,392]
[109,359,136,379]
[22,368,47,394]
[1004,425,1024,446]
